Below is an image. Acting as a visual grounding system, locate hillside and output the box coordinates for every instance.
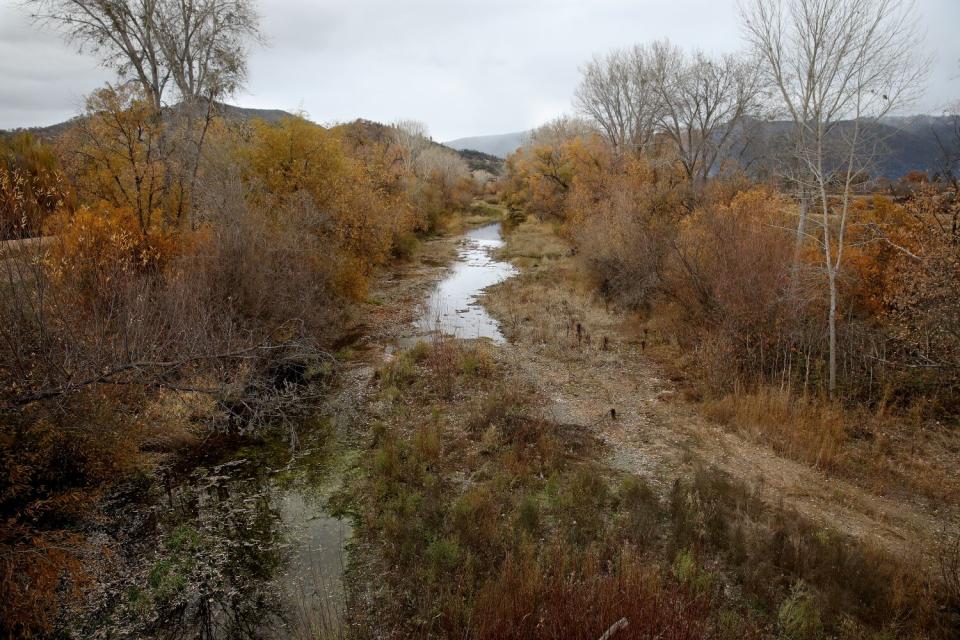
[454,148,505,175]
[3,108,501,174]
[444,131,528,159]
[739,114,960,180]
[446,116,959,179]
[0,102,295,141]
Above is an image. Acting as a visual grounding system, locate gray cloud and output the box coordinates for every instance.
[1,0,958,140]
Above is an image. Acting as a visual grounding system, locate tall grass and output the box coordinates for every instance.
[702,386,847,471]
[346,340,956,639]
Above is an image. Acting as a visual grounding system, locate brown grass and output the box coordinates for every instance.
[701,387,848,471]
[346,329,959,639]
[699,386,960,505]
[473,546,722,640]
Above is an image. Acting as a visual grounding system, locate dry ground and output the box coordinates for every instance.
[481,219,959,568]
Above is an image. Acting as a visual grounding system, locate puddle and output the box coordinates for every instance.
[414,223,516,343]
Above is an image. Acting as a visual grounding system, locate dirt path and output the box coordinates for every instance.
[480,222,957,568]
[340,215,955,568]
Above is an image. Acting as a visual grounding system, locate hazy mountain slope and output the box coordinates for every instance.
[447,116,958,179]
[738,115,959,180]
[444,131,528,159]
[0,103,295,141]
[455,148,505,175]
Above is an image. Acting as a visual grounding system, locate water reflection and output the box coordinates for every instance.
[89,435,349,640]
[415,223,516,343]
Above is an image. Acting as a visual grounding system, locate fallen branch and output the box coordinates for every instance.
[597,617,629,640]
[3,341,333,410]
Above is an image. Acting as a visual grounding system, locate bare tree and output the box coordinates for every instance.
[649,41,764,182]
[28,0,261,109]
[741,0,928,395]
[932,105,960,188]
[28,0,262,226]
[575,45,661,156]
[155,0,260,103]
[526,115,596,148]
[391,120,434,175]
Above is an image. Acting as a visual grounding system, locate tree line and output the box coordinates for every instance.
[504,0,957,406]
[0,1,482,635]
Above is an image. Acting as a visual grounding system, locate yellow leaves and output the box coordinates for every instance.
[62,84,196,232]
[241,116,406,299]
[46,202,181,301]
[244,116,347,207]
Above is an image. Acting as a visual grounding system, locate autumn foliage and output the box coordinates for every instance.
[502,120,960,408]
[0,86,475,636]
[0,133,71,240]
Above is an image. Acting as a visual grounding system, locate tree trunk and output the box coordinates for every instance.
[828,269,838,397]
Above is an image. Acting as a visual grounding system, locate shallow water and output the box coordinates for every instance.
[415,223,516,343]
[107,225,515,639]
[95,430,351,640]
[278,489,350,638]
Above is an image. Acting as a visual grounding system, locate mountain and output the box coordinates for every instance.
[3,108,506,174]
[0,103,295,141]
[446,116,959,180]
[737,115,960,180]
[337,119,504,175]
[444,131,529,159]
[454,148,505,175]
[214,103,293,125]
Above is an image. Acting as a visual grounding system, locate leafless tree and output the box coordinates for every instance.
[932,104,960,188]
[526,115,596,148]
[28,0,262,109]
[391,120,433,175]
[28,0,262,225]
[649,41,765,182]
[741,0,929,395]
[575,45,661,156]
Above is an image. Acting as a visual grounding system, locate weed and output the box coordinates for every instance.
[777,581,823,640]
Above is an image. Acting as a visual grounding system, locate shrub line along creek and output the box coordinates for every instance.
[145,221,516,638]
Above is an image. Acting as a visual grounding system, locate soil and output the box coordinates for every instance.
[479,223,959,569]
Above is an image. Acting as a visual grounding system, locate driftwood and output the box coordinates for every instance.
[597,617,629,640]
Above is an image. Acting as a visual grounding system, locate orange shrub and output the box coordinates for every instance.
[45,202,180,301]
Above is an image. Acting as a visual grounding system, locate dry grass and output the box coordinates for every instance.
[699,386,960,505]
[349,339,756,639]
[497,219,569,265]
[346,328,958,639]
[669,466,951,638]
[702,387,848,471]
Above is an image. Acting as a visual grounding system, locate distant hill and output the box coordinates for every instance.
[3,108,505,174]
[214,103,293,125]
[444,131,528,159]
[455,148,504,175]
[446,116,959,180]
[335,119,504,175]
[737,115,960,180]
[0,103,295,141]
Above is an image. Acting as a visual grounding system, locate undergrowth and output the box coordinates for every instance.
[342,338,956,639]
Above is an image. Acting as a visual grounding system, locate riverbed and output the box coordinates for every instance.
[108,221,515,639]
[414,222,516,343]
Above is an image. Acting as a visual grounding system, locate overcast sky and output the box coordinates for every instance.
[1,0,958,141]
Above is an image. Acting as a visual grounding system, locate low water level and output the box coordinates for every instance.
[415,223,516,343]
[96,430,351,639]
